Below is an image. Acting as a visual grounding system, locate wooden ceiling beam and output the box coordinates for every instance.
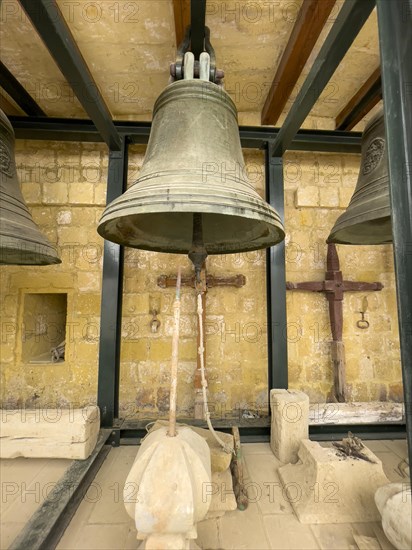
[173,0,190,49]
[335,67,382,130]
[261,0,336,126]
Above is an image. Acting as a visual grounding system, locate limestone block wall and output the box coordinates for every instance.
[0,141,402,415]
[0,140,107,408]
[119,147,268,419]
[284,151,401,403]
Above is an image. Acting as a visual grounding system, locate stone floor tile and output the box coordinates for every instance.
[242,443,274,455]
[351,523,383,538]
[57,499,97,549]
[197,517,222,549]
[219,502,270,549]
[310,523,358,550]
[371,523,396,550]
[364,441,396,453]
[384,439,408,460]
[88,489,134,524]
[7,443,408,550]
[244,453,293,515]
[0,522,26,549]
[1,457,71,549]
[123,524,141,549]
[373,451,410,482]
[87,446,139,524]
[351,522,396,550]
[59,523,130,550]
[263,515,320,550]
[0,458,49,511]
[1,458,72,524]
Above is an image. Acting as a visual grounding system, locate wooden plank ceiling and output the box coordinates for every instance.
[0,0,382,130]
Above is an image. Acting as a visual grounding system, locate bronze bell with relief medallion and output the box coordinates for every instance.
[327,109,392,245]
[0,108,61,265]
[97,76,285,259]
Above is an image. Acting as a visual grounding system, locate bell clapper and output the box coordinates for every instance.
[188,212,208,284]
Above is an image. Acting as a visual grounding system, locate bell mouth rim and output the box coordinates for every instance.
[98,208,285,254]
[0,233,61,265]
[327,213,392,245]
[98,195,284,231]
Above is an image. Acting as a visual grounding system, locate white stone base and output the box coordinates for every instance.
[0,406,100,460]
[375,482,412,550]
[270,389,309,464]
[278,439,390,524]
[148,420,234,473]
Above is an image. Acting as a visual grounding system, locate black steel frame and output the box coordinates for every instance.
[4,1,409,456]
[97,139,128,427]
[190,0,207,59]
[18,0,122,150]
[0,60,46,116]
[8,116,362,153]
[377,0,412,483]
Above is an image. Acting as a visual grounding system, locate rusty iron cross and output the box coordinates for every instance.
[158,265,246,418]
[286,243,383,402]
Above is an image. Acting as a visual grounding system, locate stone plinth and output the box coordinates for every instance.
[148,420,234,473]
[270,389,309,463]
[204,468,238,519]
[375,482,412,550]
[278,439,390,524]
[0,407,100,460]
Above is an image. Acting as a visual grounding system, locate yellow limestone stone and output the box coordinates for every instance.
[278,439,390,524]
[375,483,412,550]
[148,420,234,473]
[0,407,100,459]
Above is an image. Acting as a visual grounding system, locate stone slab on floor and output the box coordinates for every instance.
[278,439,390,524]
[270,389,309,464]
[0,406,100,459]
[205,467,238,519]
[147,420,234,472]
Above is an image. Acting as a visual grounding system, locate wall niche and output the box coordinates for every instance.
[21,293,67,364]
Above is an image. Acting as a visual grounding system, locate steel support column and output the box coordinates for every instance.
[97,138,128,427]
[190,0,206,58]
[266,147,288,401]
[377,0,412,481]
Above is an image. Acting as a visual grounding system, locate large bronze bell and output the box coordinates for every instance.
[98,79,284,256]
[0,109,61,265]
[327,109,392,245]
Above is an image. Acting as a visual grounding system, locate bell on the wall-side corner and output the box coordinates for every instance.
[327,108,392,245]
[97,78,285,255]
[0,108,61,265]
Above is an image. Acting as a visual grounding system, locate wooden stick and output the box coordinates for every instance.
[331,341,346,402]
[230,426,249,510]
[168,267,182,437]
